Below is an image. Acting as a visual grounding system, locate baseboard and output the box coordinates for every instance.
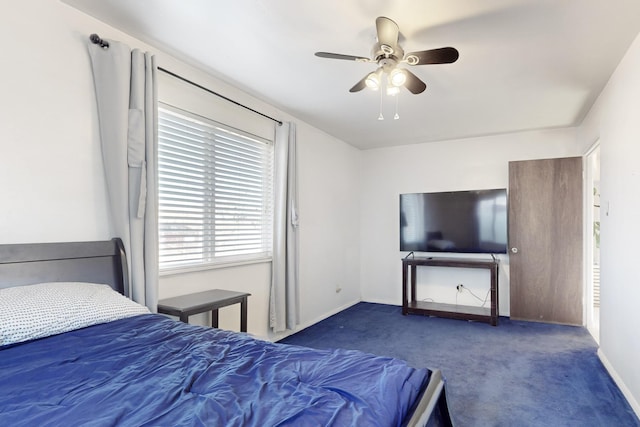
[261,299,361,343]
[598,348,640,418]
[361,297,401,306]
[297,299,361,331]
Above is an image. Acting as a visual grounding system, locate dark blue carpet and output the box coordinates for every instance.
[279,302,639,427]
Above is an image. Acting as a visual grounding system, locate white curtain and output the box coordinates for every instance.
[88,38,159,312]
[270,122,299,332]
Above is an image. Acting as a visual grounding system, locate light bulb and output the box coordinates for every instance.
[365,72,380,90]
[389,68,407,87]
[386,86,400,96]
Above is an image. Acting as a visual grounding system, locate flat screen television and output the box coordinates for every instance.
[400,189,508,254]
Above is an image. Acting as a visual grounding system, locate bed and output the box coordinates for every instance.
[0,238,453,426]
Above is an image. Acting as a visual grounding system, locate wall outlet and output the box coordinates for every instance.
[456,284,464,292]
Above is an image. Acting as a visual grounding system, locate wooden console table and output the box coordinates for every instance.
[402,257,499,326]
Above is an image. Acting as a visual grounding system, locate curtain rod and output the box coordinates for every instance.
[89,34,283,126]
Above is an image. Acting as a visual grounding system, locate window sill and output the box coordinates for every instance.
[159,256,272,277]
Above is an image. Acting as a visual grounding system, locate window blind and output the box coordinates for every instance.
[158,104,273,270]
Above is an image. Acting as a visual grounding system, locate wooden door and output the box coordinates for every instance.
[509,157,583,325]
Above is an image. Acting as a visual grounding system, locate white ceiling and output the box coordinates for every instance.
[64,0,640,150]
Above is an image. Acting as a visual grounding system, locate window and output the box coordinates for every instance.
[157,104,273,271]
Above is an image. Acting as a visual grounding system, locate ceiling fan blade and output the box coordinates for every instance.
[405,47,459,65]
[376,17,399,49]
[315,52,370,62]
[349,74,369,93]
[403,69,427,94]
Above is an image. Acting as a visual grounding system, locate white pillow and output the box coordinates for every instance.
[0,282,150,346]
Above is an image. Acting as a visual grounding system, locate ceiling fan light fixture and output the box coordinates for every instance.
[389,68,407,87]
[365,69,382,90]
[386,86,400,96]
[314,16,459,118]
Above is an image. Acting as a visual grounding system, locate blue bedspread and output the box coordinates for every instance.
[0,314,429,426]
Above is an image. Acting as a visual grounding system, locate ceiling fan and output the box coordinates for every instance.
[315,16,459,95]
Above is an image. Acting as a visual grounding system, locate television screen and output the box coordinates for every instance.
[400,189,508,254]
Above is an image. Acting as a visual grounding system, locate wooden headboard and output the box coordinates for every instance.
[0,238,128,295]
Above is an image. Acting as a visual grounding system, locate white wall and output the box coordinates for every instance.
[359,128,583,316]
[578,31,640,416]
[0,2,111,243]
[297,125,362,327]
[0,0,361,341]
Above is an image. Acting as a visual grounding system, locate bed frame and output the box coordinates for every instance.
[0,238,452,427]
[406,368,452,427]
[0,238,127,294]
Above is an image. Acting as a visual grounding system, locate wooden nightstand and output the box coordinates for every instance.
[157,289,251,332]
